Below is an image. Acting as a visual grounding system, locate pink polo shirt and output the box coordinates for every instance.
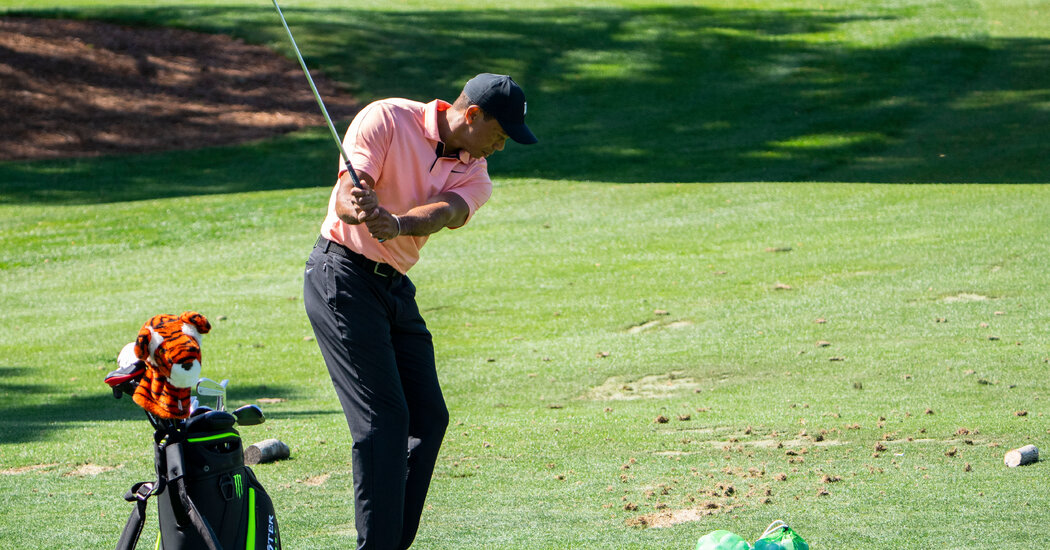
[319,98,493,274]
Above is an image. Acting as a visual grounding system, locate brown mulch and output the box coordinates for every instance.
[0,17,359,161]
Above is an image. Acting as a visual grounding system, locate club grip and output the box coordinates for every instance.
[343,158,362,189]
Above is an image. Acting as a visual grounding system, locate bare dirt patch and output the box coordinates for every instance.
[299,473,331,486]
[737,438,843,449]
[627,503,744,528]
[65,463,117,476]
[626,320,662,334]
[625,319,693,334]
[0,463,60,475]
[0,17,358,161]
[941,292,991,303]
[583,371,702,401]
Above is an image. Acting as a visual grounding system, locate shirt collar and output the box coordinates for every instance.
[424,99,477,163]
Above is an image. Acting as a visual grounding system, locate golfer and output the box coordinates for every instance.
[303,73,537,550]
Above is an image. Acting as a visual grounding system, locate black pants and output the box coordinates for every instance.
[303,239,449,550]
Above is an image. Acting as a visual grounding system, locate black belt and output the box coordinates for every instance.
[316,236,400,278]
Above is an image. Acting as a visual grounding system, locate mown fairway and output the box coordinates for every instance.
[1,1,1048,548]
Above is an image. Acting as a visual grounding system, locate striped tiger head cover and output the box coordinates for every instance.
[127,311,212,419]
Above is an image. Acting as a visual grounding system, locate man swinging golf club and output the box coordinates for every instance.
[302,73,538,549]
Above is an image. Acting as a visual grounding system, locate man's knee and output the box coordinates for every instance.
[431,404,449,436]
[412,402,448,442]
[351,399,410,445]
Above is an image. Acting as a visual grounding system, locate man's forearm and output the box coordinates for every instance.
[395,192,469,237]
[357,190,469,241]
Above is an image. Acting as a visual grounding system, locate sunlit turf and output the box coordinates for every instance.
[2,0,1049,548]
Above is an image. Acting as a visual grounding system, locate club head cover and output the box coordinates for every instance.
[104,342,148,398]
[190,405,214,418]
[129,311,211,419]
[184,410,237,433]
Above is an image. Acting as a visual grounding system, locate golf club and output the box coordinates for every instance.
[218,379,228,412]
[271,0,393,242]
[232,404,266,426]
[270,0,361,191]
[196,377,227,412]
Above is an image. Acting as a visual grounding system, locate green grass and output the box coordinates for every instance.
[2,0,1050,548]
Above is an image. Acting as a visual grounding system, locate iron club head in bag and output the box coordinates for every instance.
[217,379,228,411]
[196,377,228,411]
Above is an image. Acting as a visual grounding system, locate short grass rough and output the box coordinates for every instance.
[2,0,1049,548]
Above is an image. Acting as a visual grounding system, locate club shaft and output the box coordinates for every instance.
[271,0,361,189]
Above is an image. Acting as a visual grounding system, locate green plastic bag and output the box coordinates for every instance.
[753,521,808,550]
[695,530,751,550]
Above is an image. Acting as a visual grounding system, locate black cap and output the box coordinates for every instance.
[463,73,537,145]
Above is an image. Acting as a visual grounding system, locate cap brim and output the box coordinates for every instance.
[502,121,538,145]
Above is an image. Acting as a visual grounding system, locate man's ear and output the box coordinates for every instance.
[464,104,482,124]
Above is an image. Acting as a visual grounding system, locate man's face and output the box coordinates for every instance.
[464,106,509,159]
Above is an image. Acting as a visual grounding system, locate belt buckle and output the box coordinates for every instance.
[373,262,389,277]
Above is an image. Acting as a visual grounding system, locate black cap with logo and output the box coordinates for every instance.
[463,73,538,145]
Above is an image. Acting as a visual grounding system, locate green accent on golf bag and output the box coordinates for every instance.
[116,424,281,550]
[247,488,256,550]
[156,429,281,550]
[695,530,752,550]
[187,432,240,444]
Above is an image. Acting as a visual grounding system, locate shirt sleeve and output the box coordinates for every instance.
[445,162,493,228]
[338,101,393,184]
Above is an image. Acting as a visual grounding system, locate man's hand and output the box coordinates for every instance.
[365,208,401,241]
[335,170,379,225]
[350,185,380,223]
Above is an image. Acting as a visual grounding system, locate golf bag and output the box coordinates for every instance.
[115,412,282,550]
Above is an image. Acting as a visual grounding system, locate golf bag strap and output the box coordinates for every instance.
[174,476,224,550]
[165,442,224,550]
[115,482,154,550]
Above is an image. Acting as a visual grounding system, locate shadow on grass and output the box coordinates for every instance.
[1,4,1048,204]
[0,365,301,444]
